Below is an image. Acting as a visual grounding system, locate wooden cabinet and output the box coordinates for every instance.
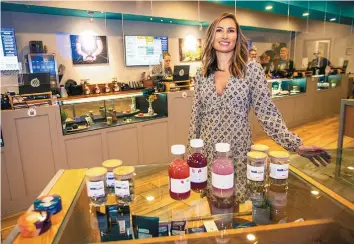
[106,126,140,165]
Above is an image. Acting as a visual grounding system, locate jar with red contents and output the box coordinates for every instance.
[187,139,207,192]
[169,145,191,200]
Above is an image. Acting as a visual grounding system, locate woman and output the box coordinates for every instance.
[152,52,173,78]
[189,13,330,203]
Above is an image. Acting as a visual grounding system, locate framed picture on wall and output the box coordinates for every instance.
[70,35,109,65]
[179,37,202,62]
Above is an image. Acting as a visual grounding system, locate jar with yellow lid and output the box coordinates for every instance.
[86,167,107,206]
[251,144,270,182]
[102,159,123,194]
[268,151,290,185]
[247,151,267,206]
[113,166,135,204]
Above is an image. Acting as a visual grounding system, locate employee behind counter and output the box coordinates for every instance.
[152,52,173,80]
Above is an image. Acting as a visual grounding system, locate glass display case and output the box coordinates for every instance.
[270,77,307,98]
[8,159,354,244]
[316,74,342,90]
[59,92,168,135]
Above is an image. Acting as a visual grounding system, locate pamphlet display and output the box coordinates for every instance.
[0,28,19,71]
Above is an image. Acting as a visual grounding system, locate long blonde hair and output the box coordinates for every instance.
[202,12,248,78]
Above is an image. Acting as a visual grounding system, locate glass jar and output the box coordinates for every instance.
[169,145,190,200]
[251,144,270,182]
[102,159,123,195]
[268,151,290,186]
[247,151,267,206]
[211,143,234,198]
[187,139,207,192]
[85,167,107,206]
[113,166,135,205]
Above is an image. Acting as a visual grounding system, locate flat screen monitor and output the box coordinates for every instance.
[0,28,19,71]
[124,36,168,66]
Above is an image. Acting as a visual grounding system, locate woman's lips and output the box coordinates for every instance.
[219,41,230,46]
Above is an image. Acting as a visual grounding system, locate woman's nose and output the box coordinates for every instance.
[223,31,228,39]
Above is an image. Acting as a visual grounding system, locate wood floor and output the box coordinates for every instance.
[2,115,353,241]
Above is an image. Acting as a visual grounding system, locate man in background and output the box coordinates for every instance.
[249,48,257,62]
[311,51,333,75]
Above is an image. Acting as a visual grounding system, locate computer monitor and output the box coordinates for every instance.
[18,73,51,95]
[173,65,190,81]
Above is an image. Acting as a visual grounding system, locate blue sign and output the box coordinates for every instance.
[1,28,18,57]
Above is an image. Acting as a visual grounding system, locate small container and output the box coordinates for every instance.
[247,151,267,205]
[99,106,106,118]
[251,144,270,181]
[86,167,107,206]
[269,151,290,186]
[94,84,101,94]
[114,166,135,204]
[107,117,113,126]
[187,139,207,192]
[105,83,111,93]
[102,159,123,194]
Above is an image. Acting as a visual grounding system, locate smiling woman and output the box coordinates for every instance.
[189,12,331,203]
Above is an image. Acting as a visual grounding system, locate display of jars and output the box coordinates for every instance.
[247,151,267,206]
[85,167,107,206]
[169,145,191,200]
[251,144,270,181]
[113,166,135,205]
[211,143,234,198]
[187,139,207,192]
[102,159,123,194]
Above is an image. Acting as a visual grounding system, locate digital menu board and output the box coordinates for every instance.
[0,28,19,71]
[124,36,168,66]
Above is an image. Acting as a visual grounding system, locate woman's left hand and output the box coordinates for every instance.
[296,145,331,167]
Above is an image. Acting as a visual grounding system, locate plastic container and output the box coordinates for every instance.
[187,139,207,192]
[169,145,190,200]
[113,166,135,204]
[86,167,107,206]
[269,151,290,186]
[247,151,267,205]
[211,143,234,198]
[251,144,270,182]
[102,159,123,194]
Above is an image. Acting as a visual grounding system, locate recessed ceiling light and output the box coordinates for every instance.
[101,11,104,14]
[311,190,320,195]
[150,17,153,20]
[265,5,273,10]
[303,12,309,17]
[347,166,354,170]
[330,18,336,22]
[247,234,256,241]
[161,19,163,22]
[170,20,172,23]
[146,196,155,201]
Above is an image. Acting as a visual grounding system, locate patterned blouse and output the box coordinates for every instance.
[189,61,303,203]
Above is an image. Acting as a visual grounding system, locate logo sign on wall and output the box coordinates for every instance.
[27,108,37,117]
[30,78,40,87]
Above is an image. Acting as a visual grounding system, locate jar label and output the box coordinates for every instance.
[106,172,115,187]
[86,180,105,198]
[247,165,265,181]
[115,180,130,197]
[211,173,234,189]
[170,177,190,194]
[270,163,289,179]
[190,167,207,183]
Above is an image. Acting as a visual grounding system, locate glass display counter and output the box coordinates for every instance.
[316,74,342,90]
[59,92,168,135]
[7,157,354,244]
[270,77,307,98]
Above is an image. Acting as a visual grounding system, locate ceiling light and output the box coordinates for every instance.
[311,190,320,195]
[265,5,273,10]
[247,234,256,241]
[146,196,155,201]
[150,17,153,20]
[330,18,336,22]
[303,12,309,17]
[170,20,172,23]
[161,19,163,22]
[347,166,354,170]
[101,11,104,14]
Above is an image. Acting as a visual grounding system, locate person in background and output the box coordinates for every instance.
[248,48,257,62]
[189,12,330,203]
[259,52,272,76]
[275,47,290,70]
[152,52,173,78]
[311,51,333,75]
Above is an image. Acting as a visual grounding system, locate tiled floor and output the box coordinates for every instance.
[255,115,354,203]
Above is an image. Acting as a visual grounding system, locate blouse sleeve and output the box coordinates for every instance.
[249,62,303,152]
[189,71,204,140]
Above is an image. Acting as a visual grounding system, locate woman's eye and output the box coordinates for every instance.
[228,29,235,33]
[216,29,222,32]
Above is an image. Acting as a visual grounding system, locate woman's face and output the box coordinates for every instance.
[213,18,237,53]
[164,55,171,68]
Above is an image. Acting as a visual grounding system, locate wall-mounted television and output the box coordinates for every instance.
[124,36,168,67]
[0,28,19,71]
